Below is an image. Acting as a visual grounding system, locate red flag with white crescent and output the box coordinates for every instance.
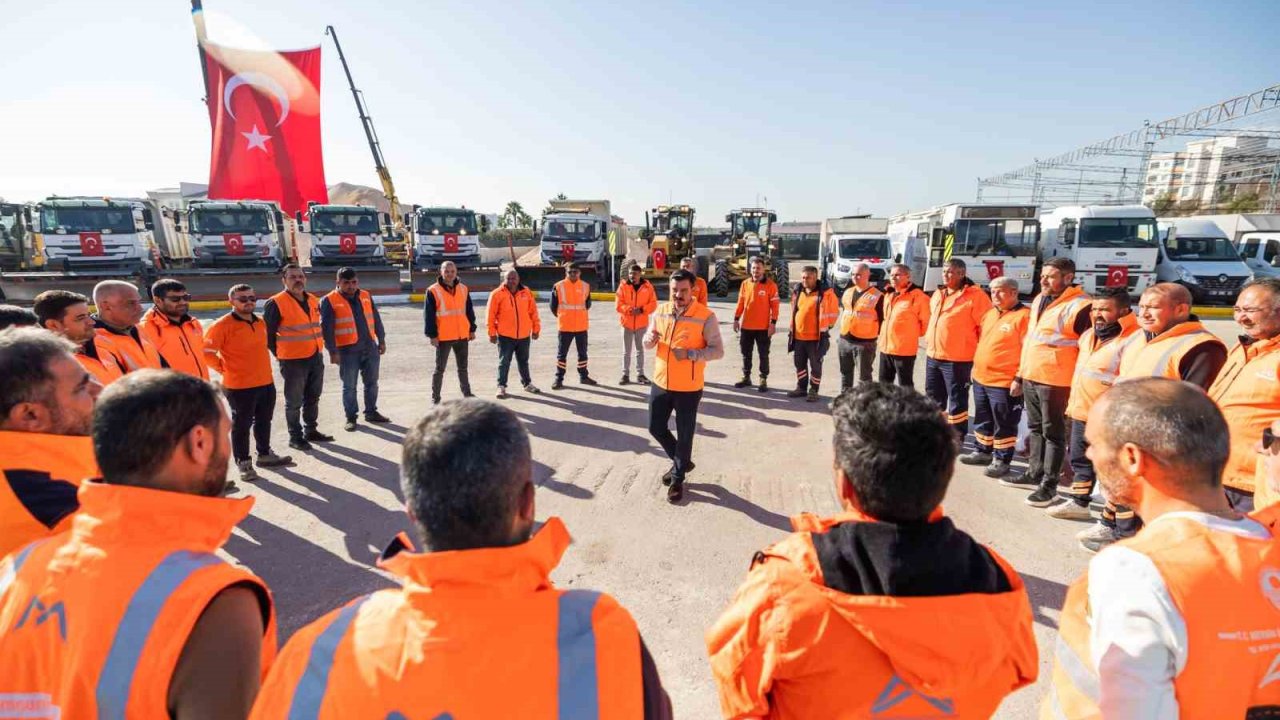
[223,233,245,255]
[1106,265,1129,288]
[201,41,328,215]
[79,232,104,257]
[443,233,459,253]
[339,234,357,254]
[983,260,1004,280]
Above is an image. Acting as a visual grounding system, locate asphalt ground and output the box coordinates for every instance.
[205,299,1243,719]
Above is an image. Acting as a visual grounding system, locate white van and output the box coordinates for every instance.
[1156,217,1252,304]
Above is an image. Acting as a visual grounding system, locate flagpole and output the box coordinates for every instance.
[190,0,210,104]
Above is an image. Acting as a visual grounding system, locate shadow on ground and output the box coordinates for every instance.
[683,481,793,532]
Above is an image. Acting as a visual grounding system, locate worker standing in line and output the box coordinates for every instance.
[1042,287,1138,529]
[91,280,164,372]
[549,262,598,389]
[617,263,657,385]
[33,290,124,385]
[0,329,100,557]
[423,260,477,404]
[1210,279,1280,511]
[876,264,930,387]
[645,269,724,503]
[204,284,294,485]
[960,276,1030,479]
[1004,258,1092,506]
[320,267,390,432]
[923,259,992,439]
[264,264,332,451]
[1045,379,1280,718]
[680,255,709,305]
[786,266,839,401]
[707,384,1037,719]
[139,278,209,379]
[488,268,541,399]
[836,263,883,390]
[249,400,672,719]
[0,305,37,330]
[732,256,780,392]
[0,371,277,719]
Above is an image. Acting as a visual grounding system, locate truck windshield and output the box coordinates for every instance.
[191,210,271,234]
[417,212,477,235]
[1165,236,1241,261]
[1079,218,1158,248]
[656,214,692,233]
[313,212,378,234]
[952,219,1039,257]
[838,237,889,258]
[733,215,770,236]
[543,219,598,239]
[41,206,135,234]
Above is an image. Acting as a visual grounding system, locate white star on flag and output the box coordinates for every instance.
[241,125,272,152]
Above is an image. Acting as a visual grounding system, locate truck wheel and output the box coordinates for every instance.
[712,259,731,297]
[773,259,790,299]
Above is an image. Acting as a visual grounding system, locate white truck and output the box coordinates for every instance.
[537,199,619,267]
[1196,214,1280,280]
[819,216,892,292]
[174,200,288,269]
[888,204,1040,294]
[1039,205,1159,296]
[21,197,156,272]
[1155,217,1252,304]
[297,203,390,266]
[409,206,487,270]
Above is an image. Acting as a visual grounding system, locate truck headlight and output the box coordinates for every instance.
[1176,265,1199,284]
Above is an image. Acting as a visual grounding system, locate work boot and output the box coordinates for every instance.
[288,436,313,451]
[999,471,1039,488]
[1046,499,1093,521]
[580,376,599,386]
[221,480,240,496]
[344,418,357,432]
[551,378,565,390]
[432,396,442,405]
[786,386,807,398]
[662,469,674,487]
[806,388,819,402]
[524,383,542,394]
[636,374,650,385]
[237,460,260,483]
[256,452,293,468]
[620,374,631,385]
[667,479,684,504]
[733,376,752,388]
[758,378,768,393]
[984,460,1011,478]
[496,386,509,399]
[366,411,391,424]
[304,430,334,443]
[461,390,475,398]
[959,451,994,466]
[1025,481,1059,508]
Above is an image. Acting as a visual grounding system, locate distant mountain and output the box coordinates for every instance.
[326,182,409,215]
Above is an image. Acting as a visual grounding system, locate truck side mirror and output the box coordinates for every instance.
[273,210,284,230]
[141,208,154,231]
[480,216,491,233]
[175,215,186,233]
[894,253,902,263]
[1061,220,1076,246]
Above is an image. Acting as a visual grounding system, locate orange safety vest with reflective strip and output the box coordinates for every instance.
[973,305,1031,388]
[270,290,324,360]
[839,285,882,341]
[925,283,993,362]
[94,325,164,373]
[553,279,590,333]
[653,301,713,392]
[1065,314,1140,423]
[1018,287,1090,387]
[790,286,839,341]
[77,337,125,386]
[1209,336,1280,494]
[139,308,209,379]
[0,482,277,719]
[428,281,471,342]
[1117,320,1225,381]
[248,518,644,720]
[324,289,377,349]
[1043,506,1280,720]
[0,431,98,559]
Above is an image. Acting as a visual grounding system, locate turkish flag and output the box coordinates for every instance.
[562,243,576,261]
[652,249,667,269]
[983,260,1005,280]
[443,233,459,253]
[201,41,328,215]
[79,232,104,256]
[339,234,357,254]
[223,233,245,255]
[1106,266,1129,288]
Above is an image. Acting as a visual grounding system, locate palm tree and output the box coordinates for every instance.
[500,201,529,229]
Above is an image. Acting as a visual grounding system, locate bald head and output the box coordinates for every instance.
[92,280,143,328]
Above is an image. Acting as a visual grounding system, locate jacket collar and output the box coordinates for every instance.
[997,302,1026,316]
[145,307,194,328]
[92,314,136,337]
[378,516,570,595]
[789,506,945,532]
[70,480,253,552]
[0,430,97,473]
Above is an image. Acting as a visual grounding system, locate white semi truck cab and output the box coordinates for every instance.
[1156,217,1252,304]
[1039,205,1158,296]
[411,207,485,270]
[23,197,155,272]
[820,216,892,292]
[539,200,615,266]
[299,203,389,266]
[178,200,286,269]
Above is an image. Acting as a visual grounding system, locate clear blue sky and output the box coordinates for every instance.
[1,0,1275,223]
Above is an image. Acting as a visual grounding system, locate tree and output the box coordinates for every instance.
[1226,192,1261,214]
[1150,191,1177,215]
[542,193,568,217]
[499,201,531,229]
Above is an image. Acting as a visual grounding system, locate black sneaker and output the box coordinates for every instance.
[620,375,631,385]
[758,379,768,393]
[580,376,599,386]
[365,411,391,424]
[432,396,441,405]
[806,390,819,402]
[1025,484,1058,507]
[662,469,674,487]
[786,387,806,398]
[999,472,1039,488]
[551,378,565,390]
[667,480,684,504]
[959,451,994,466]
[305,430,335,443]
[636,374,650,385]
[288,437,312,451]
[733,376,752,388]
[984,460,1012,478]
[344,419,357,432]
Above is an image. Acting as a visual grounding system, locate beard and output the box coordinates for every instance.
[1096,457,1138,507]
[199,439,231,497]
[47,403,92,437]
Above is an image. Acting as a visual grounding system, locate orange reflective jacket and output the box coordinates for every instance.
[203,312,274,390]
[1044,506,1280,719]
[1065,314,1140,422]
[323,289,377,348]
[878,285,931,357]
[734,278,780,331]
[652,301,715,392]
[0,431,98,559]
[616,280,658,331]
[1118,320,1225,381]
[77,337,125,386]
[1210,336,1280,493]
[1018,287,1090,387]
[0,482,277,719]
[488,285,541,340]
[790,285,839,341]
[926,283,993,362]
[249,518,645,720]
[139,308,209,379]
[707,510,1038,720]
[553,279,591,333]
[839,285,882,341]
[693,277,709,306]
[93,322,163,373]
[269,290,324,360]
[973,305,1031,388]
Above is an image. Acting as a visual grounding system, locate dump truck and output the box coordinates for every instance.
[409,206,488,270]
[297,202,390,266]
[537,199,618,267]
[174,199,288,269]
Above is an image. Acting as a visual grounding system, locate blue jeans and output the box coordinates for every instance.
[338,344,380,420]
[925,357,973,436]
[497,336,532,388]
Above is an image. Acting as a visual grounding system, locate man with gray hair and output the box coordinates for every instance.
[962,276,1030,478]
[836,262,883,389]
[91,279,163,372]
[1044,378,1280,717]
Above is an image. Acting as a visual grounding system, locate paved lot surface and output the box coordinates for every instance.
[211,298,1240,719]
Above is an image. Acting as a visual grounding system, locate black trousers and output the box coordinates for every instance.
[924,358,972,435]
[497,336,532,387]
[648,385,702,483]
[972,382,1022,461]
[1062,418,1095,504]
[279,353,324,439]
[556,331,589,380]
[739,328,771,378]
[793,339,825,391]
[878,353,916,388]
[838,337,876,389]
[226,384,276,462]
[1024,380,1071,484]
[432,340,471,400]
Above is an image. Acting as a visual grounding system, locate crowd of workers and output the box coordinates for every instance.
[1,252,1280,717]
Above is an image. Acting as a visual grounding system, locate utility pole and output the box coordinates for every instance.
[1268,157,1280,213]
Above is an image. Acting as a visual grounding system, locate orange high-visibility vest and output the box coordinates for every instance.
[428,281,471,342]
[735,277,780,331]
[1065,314,1140,422]
[839,285,882,341]
[553,278,590,333]
[324,289,377,349]
[616,280,657,331]
[1118,320,1225,381]
[1209,335,1280,493]
[1018,286,1090,387]
[487,285,541,340]
[653,301,714,392]
[0,482,278,719]
[926,283,993,363]
[139,308,209,379]
[248,518,644,720]
[94,324,163,373]
[878,286,930,357]
[76,337,125,386]
[0,431,98,559]
[270,290,324,360]
[1043,507,1280,719]
[791,286,839,341]
[973,305,1031,388]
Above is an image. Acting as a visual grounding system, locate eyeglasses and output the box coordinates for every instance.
[1235,306,1267,315]
[232,295,257,303]
[1265,427,1277,452]
[165,294,193,302]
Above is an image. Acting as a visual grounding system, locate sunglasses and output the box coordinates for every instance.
[232,295,257,303]
[1266,427,1278,452]
[164,294,193,302]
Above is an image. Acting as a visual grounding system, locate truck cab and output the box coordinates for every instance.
[820,216,892,293]
[639,204,697,276]
[299,203,389,266]
[411,207,485,270]
[24,197,155,272]
[726,208,777,260]
[1156,218,1252,304]
[0,202,28,271]
[178,200,285,268]
[1039,205,1159,296]
[539,200,615,267]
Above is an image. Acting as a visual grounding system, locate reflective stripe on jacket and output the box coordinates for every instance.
[652,301,713,391]
[0,431,98,559]
[553,279,591,333]
[839,286,882,341]
[139,308,208,379]
[1065,314,1140,422]
[428,281,471,342]
[1017,287,1090,387]
[1209,335,1280,493]
[1117,321,1225,381]
[269,290,324,360]
[324,289,377,349]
